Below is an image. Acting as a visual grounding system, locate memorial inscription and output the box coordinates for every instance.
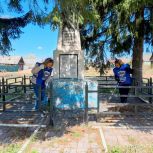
[62,30,75,45]
[59,54,78,79]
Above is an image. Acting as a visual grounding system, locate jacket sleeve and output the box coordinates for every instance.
[31,63,41,74]
[113,68,119,82]
[125,64,133,74]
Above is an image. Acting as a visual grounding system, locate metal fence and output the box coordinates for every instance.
[0,76,54,127]
[84,76,153,123]
[0,75,153,125]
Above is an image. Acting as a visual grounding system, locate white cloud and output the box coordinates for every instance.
[0,15,11,19]
[37,46,43,50]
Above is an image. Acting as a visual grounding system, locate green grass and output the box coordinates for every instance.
[109,147,122,153]
[71,132,81,138]
[109,145,153,153]
[0,144,20,153]
[99,88,119,94]
[30,150,39,153]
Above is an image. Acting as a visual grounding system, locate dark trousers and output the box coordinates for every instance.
[33,84,47,109]
[119,85,130,103]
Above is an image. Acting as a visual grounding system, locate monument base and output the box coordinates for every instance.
[52,79,98,110]
[52,79,85,110]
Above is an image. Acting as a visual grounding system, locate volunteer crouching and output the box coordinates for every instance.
[31,58,54,110]
[113,59,133,103]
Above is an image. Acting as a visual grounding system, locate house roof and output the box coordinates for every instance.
[0,56,24,65]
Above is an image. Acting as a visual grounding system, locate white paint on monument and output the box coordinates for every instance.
[54,25,84,79]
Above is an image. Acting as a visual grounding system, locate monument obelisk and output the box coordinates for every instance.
[53,24,84,79]
[52,23,84,109]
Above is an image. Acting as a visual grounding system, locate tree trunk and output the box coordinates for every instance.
[132,9,144,85]
[132,38,143,85]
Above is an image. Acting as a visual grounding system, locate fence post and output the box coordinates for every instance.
[50,81,54,126]
[38,85,41,111]
[85,82,88,124]
[2,77,5,111]
[97,84,100,113]
[6,79,8,93]
[23,75,26,93]
[133,79,137,96]
[149,77,152,103]
[0,80,2,99]
[15,78,17,92]
[147,79,150,95]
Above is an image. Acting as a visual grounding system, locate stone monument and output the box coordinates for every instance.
[52,24,85,109]
[53,24,84,79]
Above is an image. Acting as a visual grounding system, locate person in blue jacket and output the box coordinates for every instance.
[31,58,54,110]
[113,59,133,103]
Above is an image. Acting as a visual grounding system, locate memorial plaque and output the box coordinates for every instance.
[62,30,75,46]
[59,54,78,79]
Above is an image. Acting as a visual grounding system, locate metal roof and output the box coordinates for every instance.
[0,56,24,65]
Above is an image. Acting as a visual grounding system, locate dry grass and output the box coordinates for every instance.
[0,64,152,79]
[85,65,153,78]
[0,69,32,78]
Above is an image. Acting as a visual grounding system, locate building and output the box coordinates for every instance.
[0,56,25,72]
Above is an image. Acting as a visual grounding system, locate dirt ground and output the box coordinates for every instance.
[26,124,103,153]
[100,116,153,153]
[0,127,35,153]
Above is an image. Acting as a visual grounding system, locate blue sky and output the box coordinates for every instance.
[10,24,58,60]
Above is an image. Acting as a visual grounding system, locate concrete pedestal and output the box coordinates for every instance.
[52,79,84,109]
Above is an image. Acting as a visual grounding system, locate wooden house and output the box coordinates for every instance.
[0,56,25,72]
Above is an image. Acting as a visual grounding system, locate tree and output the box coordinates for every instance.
[113,1,153,83]
[0,0,100,54]
[1,0,153,83]
[81,0,153,83]
[0,12,32,55]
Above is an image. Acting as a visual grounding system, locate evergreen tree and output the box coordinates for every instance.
[0,0,100,54]
[0,12,31,55]
[81,0,153,82]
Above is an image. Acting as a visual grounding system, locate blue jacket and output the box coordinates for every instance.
[113,64,132,85]
[33,62,53,88]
